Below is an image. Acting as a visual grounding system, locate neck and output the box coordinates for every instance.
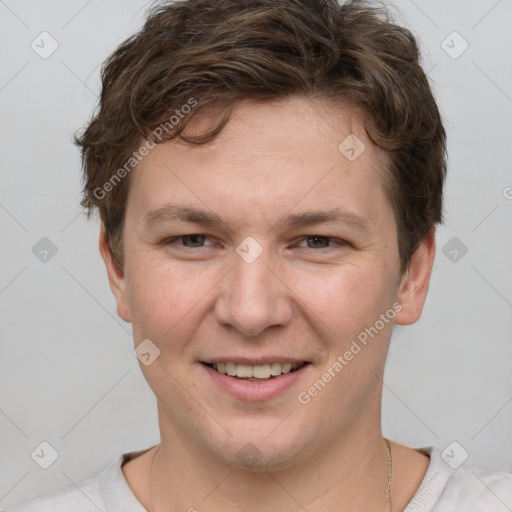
[150,406,391,512]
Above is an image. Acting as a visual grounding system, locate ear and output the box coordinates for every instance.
[99,223,132,323]
[394,228,436,325]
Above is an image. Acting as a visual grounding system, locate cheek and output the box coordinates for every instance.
[125,255,218,343]
[291,260,392,334]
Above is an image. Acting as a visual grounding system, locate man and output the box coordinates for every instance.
[9,0,512,510]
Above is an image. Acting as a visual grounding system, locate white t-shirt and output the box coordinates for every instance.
[6,445,512,511]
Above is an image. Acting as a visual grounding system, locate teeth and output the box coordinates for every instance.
[253,364,271,379]
[281,363,292,373]
[211,362,303,379]
[236,364,253,378]
[226,362,237,376]
[270,362,282,376]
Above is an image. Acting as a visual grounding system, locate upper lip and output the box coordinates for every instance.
[201,358,309,365]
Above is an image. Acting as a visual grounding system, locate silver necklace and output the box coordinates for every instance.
[386,438,393,511]
[150,440,393,511]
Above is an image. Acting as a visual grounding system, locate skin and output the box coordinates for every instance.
[100,96,434,511]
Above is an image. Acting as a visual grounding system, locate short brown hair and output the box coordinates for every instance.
[76,0,447,276]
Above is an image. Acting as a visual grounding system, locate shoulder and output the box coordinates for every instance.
[440,463,512,510]
[405,446,512,512]
[4,474,104,512]
[5,445,155,512]
[4,449,139,512]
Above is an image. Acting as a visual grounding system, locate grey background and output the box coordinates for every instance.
[1,0,511,507]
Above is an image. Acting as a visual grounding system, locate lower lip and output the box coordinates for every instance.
[201,363,310,401]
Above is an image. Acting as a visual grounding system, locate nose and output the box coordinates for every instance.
[214,244,294,337]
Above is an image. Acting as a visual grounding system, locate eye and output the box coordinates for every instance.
[163,234,214,248]
[296,235,346,250]
[162,234,347,252]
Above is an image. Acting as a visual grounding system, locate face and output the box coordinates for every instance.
[101,96,434,470]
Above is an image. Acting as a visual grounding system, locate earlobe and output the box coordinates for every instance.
[394,228,436,326]
[98,224,132,323]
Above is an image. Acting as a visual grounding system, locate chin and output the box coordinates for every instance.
[204,421,315,473]
[213,444,307,473]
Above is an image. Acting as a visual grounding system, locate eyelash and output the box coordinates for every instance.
[162,234,347,251]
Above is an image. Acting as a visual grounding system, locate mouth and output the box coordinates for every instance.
[200,360,311,401]
[202,361,308,381]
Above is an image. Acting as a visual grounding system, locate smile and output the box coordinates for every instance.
[201,361,311,400]
[205,362,306,380]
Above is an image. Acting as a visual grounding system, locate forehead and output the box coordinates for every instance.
[168,96,384,168]
[126,96,392,230]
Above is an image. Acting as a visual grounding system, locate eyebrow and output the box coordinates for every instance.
[141,204,371,234]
